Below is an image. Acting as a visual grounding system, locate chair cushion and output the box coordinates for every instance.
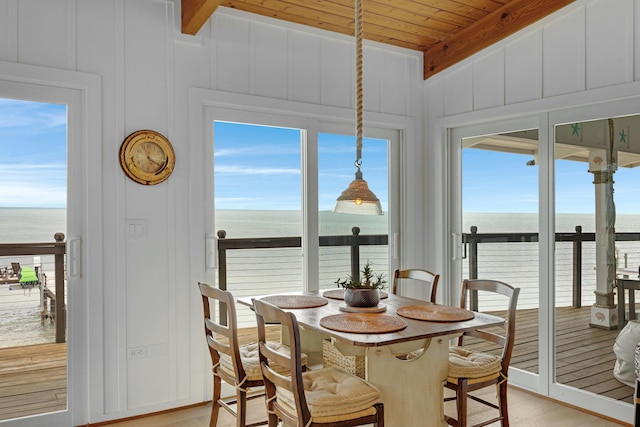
[276,367,381,419]
[219,341,307,382]
[448,346,502,379]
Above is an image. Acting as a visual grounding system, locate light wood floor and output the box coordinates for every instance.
[100,385,628,426]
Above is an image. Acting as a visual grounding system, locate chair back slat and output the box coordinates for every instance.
[463,328,503,347]
[205,318,230,336]
[392,268,440,302]
[207,335,231,355]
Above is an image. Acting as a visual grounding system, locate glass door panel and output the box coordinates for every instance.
[0,98,68,421]
[213,121,302,326]
[461,129,539,376]
[554,116,640,406]
[318,133,389,292]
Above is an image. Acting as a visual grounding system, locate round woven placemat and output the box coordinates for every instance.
[261,295,328,309]
[320,313,407,334]
[396,304,475,322]
[322,289,389,300]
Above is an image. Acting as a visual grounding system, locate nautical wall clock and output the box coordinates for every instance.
[119,130,175,185]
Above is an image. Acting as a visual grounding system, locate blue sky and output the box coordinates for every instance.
[463,148,640,214]
[213,121,389,211]
[0,99,67,208]
[2,99,639,215]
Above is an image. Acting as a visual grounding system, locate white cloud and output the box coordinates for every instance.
[216,165,300,175]
[0,99,66,130]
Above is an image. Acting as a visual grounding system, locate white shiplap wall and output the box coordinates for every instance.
[0,0,423,424]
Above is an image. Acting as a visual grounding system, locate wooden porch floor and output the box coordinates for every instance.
[516,305,634,403]
[0,307,633,422]
[0,343,67,421]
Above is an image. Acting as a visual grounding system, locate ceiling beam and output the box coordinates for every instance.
[423,0,575,80]
[182,0,223,35]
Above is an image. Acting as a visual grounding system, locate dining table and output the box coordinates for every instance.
[238,290,505,427]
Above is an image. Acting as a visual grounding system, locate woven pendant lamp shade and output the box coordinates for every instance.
[334,170,383,215]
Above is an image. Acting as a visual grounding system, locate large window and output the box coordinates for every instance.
[207,112,398,327]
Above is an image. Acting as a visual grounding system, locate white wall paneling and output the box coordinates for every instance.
[252,22,288,98]
[0,0,18,62]
[542,4,585,98]
[505,31,542,105]
[443,64,473,116]
[17,0,73,69]
[585,0,634,90]
[472,48,505,111]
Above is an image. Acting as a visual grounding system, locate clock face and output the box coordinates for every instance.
[132,141,168,173]
[120,130,175,185]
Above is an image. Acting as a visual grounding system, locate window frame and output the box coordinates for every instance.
[188,88,405,292]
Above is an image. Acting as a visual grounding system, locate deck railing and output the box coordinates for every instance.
[464,225,640,309]
[217,227,388,293]
[0,233,66,343]
[216,225,640,313]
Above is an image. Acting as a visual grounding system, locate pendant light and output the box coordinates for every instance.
[333,0,383,216]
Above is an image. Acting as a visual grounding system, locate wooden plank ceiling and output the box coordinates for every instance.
[182,0,575,80]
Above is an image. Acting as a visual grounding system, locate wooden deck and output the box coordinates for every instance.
[0,343,67,421]
[466,305,634,404]
[0,308,633,422]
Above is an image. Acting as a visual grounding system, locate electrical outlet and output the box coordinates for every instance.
[127,346,148,360]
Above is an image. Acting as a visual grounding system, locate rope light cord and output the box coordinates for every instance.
[333,0,382,215]
[355,0,363,167]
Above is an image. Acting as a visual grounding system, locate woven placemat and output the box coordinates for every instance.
[261,295,328,309]
[320,313,407,334]
[322,289,389,300]
[396,304,475,322]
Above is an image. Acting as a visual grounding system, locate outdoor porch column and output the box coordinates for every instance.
[589,148,618,329]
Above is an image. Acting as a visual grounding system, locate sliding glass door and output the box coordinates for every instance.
[551,112,640,421]
[449,107,640,424]
[452,122,541,383]
[204,107,400,328]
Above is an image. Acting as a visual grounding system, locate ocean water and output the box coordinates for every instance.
[0,208,66,274]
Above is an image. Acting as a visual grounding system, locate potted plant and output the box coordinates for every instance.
[335,261,386,307]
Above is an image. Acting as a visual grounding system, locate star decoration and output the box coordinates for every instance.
[571,123,580,136]
[619,129,627,144]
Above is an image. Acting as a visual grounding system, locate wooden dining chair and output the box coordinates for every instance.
[391,268,440,302]
[252,298,385,427]
[199,282,305,427]
[444,279,520,427]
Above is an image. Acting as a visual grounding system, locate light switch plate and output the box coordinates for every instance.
[125,219,147,240]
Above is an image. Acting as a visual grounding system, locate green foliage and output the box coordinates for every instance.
[335,261,386,289]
